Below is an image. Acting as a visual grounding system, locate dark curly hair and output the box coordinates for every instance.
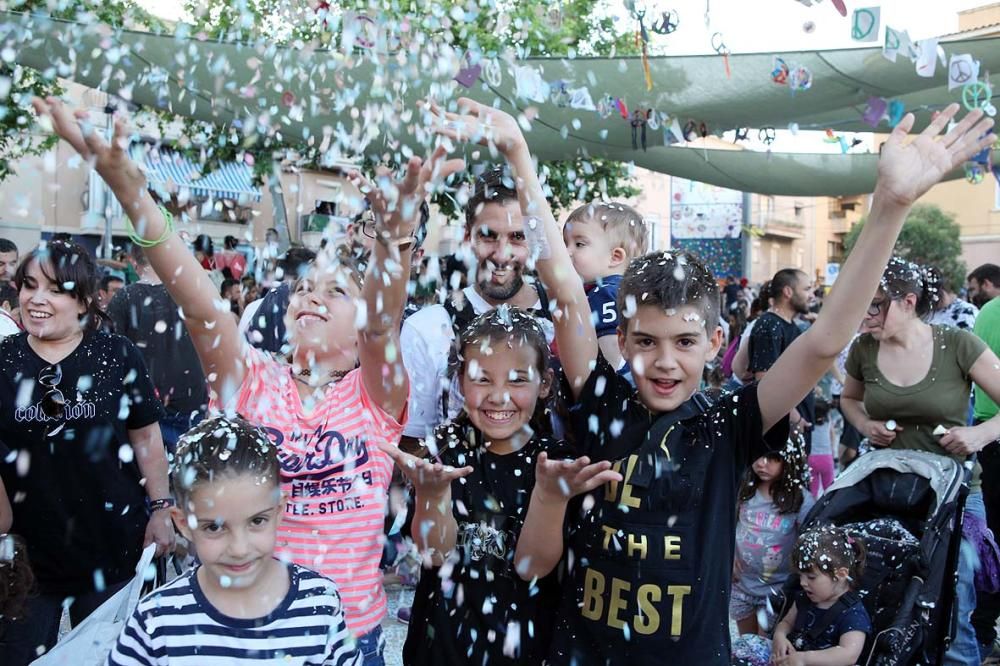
[0,534,35,621]
[464,165,518,229]
[738,436,811,515]
[880,257,940,317]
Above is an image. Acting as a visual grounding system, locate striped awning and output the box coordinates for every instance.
[129,144,262,203]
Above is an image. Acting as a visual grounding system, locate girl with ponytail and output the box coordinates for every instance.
[840,256,1000,663]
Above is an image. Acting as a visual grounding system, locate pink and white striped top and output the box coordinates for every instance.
[220,348,405,635]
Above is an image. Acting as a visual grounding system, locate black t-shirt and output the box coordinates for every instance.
[723,283,741,309]
[0,331,163,595]
[245,282,291,354]
[106,283,207,416]
[403,421,572,665]
[748,312,815,448]
[549,356,788,665]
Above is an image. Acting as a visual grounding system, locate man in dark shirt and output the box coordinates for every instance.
[750,268,816,449]
[107,245,207,450]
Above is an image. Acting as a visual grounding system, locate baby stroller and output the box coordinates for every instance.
[773,449,970,666]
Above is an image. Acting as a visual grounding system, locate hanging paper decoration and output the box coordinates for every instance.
[568,87,596,111]
[887,100,906,127]
[771,58,789,85]
[651,10,680,35]
[454,52,482,89]
[647,110,661,130]
[850,7,880,43]
[631,110,648,151]
[711,32,731,79]
[549,81,571,107]
[862,97,888,127]
[788,65,813,92]
[597,95,615,119]
[733,127,750,142]
[758,127,776,145]
[616,97,630,119]
[964,161,986,184]
[683,120,698,141]
[963,81,993,112]
[948,54,979,91]
[483,59,502,87]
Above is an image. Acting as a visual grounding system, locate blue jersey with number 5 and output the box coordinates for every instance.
[586,274,623,338]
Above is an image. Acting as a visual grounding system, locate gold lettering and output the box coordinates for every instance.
[619,456,642,508]
[607,577,631,630]
[627,533,648,559]
[606,461,624,502]
[602,525,616,550]
[581,569,605,621]
[664,535,682,560]
[667,585,691,637]
[635,584,662,635]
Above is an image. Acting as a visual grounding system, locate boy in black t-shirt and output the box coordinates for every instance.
[434,99,995,664]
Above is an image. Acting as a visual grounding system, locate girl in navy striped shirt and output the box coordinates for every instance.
[107,417,361,666]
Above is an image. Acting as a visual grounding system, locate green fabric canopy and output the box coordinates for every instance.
[3,9,997,195]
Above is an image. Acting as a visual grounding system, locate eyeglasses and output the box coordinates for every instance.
[38,364,66,436]
[866,298,889,317]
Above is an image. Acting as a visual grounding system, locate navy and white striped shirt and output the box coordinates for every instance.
[107,563,362,666]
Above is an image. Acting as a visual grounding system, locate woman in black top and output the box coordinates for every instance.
[0,240,173,665]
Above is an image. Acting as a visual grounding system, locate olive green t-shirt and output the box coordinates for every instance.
[846,325,987,486]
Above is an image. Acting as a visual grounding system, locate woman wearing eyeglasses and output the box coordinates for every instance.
[0,240,174,665]
[31,97,463,666]
[840,257,1000,665]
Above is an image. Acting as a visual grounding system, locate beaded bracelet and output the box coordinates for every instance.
[126,205,174,249]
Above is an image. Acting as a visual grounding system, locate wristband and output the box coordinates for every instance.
[149,498,176,512]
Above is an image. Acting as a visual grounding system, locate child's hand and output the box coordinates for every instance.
[774,648,805,666]
[349,146,464,247]
[431,97,527,157]
[32,97,147,199]
[379,443,473,499]
[533,452,622,504]
[770,635,793,663]
[876,103,994,207]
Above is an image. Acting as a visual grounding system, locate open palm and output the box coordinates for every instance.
[878,104,994,206]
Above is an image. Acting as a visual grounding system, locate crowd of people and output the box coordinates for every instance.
[0,94,997,666]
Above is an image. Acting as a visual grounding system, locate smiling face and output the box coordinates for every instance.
[173,474,285,591]
[467,200,528,303]
[284,265,362,362]
[459,338,551,452]
[564,218,622,283]
[618,304,722,414]
[18,258,88,341]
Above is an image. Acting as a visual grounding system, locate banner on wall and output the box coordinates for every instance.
[670,180,743,240]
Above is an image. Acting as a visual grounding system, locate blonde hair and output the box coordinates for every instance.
[566,202,648,260]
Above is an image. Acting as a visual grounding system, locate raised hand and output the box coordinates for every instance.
[379,442,473,500]
[349,145,464,247]
[32,97,146,203]
[533,452,622,504]
[877,104,995,207]
[430,97,527,156]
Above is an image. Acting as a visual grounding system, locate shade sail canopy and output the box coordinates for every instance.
[3,10,997,195]
[129,143,263,202]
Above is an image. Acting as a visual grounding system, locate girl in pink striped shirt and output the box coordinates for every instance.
[35,94,464,666]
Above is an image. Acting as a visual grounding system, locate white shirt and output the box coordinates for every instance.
[399,286,552,439]
[0,310,19,339]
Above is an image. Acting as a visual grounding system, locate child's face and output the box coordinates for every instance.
[618,304,722,414]
[799,565,850,607]
[173,474,285,591]
[563,219,622,283]
[285,266,362,358]
[460,339,550,450]
[752,455,784,484]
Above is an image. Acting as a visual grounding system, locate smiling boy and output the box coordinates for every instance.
[433,97,995,664]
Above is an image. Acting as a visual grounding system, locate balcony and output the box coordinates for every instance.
[758,218,805,239]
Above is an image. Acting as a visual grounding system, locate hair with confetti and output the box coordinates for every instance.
[566,201,649,261]
[738,436,811,515]
[464,165,518,229]
[793,525,867,586]
[449,305,553,437]
[172,416,280,508]
[617,250,721,331]
[880,256,940,317]
[13,239,110,333]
